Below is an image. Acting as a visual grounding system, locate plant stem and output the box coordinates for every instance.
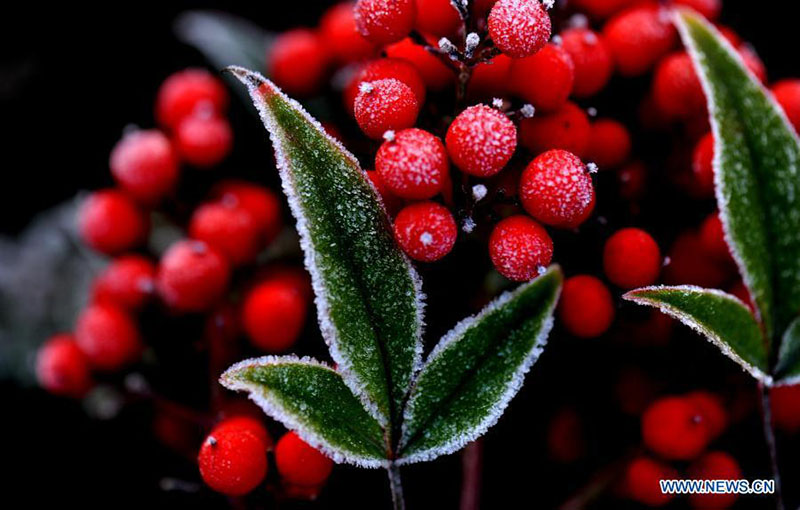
[760,383,785,510]
[388,462,406,510]
[460,440,483,510]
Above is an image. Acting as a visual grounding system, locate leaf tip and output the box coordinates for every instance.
[223,65,278,98]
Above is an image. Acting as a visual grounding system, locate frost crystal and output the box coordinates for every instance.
[520,104,535,118]
[420,232,434,245]
[551,34,562,46]
[465,32,480,57]
[542,0,555,9]
[472,184,488,201]
[438,37,459,59]
[492,97,505,109]
[586,162,599,174]
[586,106,598,117]
[567,13,589,28]
[358,81,374,94]
[462,217,476,233]
[382,129,396,142]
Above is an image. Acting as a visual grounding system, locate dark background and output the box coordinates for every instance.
[2,1,799,509]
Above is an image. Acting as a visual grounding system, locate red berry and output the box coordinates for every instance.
[446,105,517,177]
[699,212,732,263]
[489,215,553,281]
[366,169,404,215]
[36,334,91,397]
[618,160,648,200]
[414,0,461,37]
[385,36,454,90]
[688,452,741,509]
[393,201,457,262]
[78,189,149,255]
[586,119,631,169]
[624,456,677,507]
[75,303,142,371]
[269,29,329,97]
[275,432,333,487]
[510,43,575,112]
[642,396,710,460]
[518,102,591,157]
[520,149,596,229]
[664,230,732,288]
[375,128,448,199]
[242,274,308,352]
[559,275,615,338]
[355,0,416,45]
[92,255,156,310]
[156,240,230,313]
[571,0,644,20]
[603,228,661,288]
[561,28,613,98]
[467,54,513,98]
[673,0,722,20]
[175,114,232,168]
[210,180,283,244]
[214,415,272,450]
[156,69,228,129]
[319,2,377,63]
[198,419,268,495]
[686,390,727,440]
[345,58,426,115]
[354,79,420,139]
[728,280,755,313]
[771,384,800,433]
[603,5,677,76]
[772,79,800,133]
[738,45,767,83]
[110,129,180,204]
[189,201,262,266]
[692,131,716,198]
[547,407,585,463]
[488,0,552,58]
[652,52,706,120]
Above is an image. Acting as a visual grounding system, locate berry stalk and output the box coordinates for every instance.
[387,462,406,510]
[759,383,785,510]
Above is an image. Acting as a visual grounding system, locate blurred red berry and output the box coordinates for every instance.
[653,52,706,120]
[467,54,513,98]
[242,273,308,352]
[156,69,228,129]
[561,27,613,98]
[559,275,615,338]
[269,29,329,97]
[642,396,710,460]
[189,201,262,266]
[673,0,722,20]
[355,0,417,45]
[699,212,733,263]
[771,384,800,433]
[319,2,377,63]
[586,119,631,169]
[727,280,755,312]
[618,160,648,200]
[510,43,575,113]
[518,102,591,157]
[75,303,142,371]
[354,79,420,139]
[603,228,661,288]
[571,0,643,20]
[488,0,551,58]
[198,419,268,495]
[78,190,149,255]
[738,45,766,83]
[692,132,716,198]
[375,128,448,199]
[489,215,553,281]
[110,129,180,204]
[664,230,732,288]
[393,201,457,262]
[156,240,230,313]
[210,180,283,244]
[385,36,454,90]
[275,432,334,487]
[547,407,585,463]
[345,58,426,115]
[686,390,728,440]
[688,451,741,508]
[624,456,677,507]
[174,114,232,168]
[36,334,92,397]
[414,0,461,37]
[446,104,517,177]
[92,255,156,310]
[772,79,800,133]
[603,5,677,76]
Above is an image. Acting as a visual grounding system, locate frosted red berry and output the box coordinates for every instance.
[467,54,513,98]
[686,390,727,440]
[155,69,228,129]
[520,149,596,229]
[156,239,231,313]
[772,79,800,133]
[414,0,461,37]
[642,396,710,460]
[92,255,156,310]
[110,129,179,204]
[75,303,142,371]
[393,201,457,262]
[624,456,677,507]
[771,384,800,433]
[561,28,613,98]
[269,29,329,97]
[275,432,333,487]
[354,0,417,45]
[36,334,92,397]
[242,274,308,352]
[78,189,149,255]
[692,132,716,197]
[211,180,283,244]
[189,201,262,266]
[319,2,377,64]
[354,79,420,139]
[446,105,517,177]
[688,452,741,508]
[559,275,615,338]
[603,5,677,76]
[345,58,426,115]
[489,215,553,281]
[214,415,272,450]
[510,43,575,113]
[674,0,722,21]
[198,419,268,495]
[385,37,454,90]
[518,102,591,157]
[586,118,631,169]
[375,128,448,199]
[488,0,552,58]
[653,52,706,120]
[175,114,232,168]
[603,228,661,288]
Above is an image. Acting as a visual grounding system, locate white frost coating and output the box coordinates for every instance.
[586,162,598,174]
[551,34,562,46]
[623,284,773,385]
[226,66,426,429]
[586,106,597,117]
[358,81,374,94]
[462,217,476,233]
[382,129,396,142]
[674,10,800,335]
[542,0,555,9]
[220,355,388,468]
[466,32,480,57]
[492,97,505,109]
[520,104,535,118]
[472,184,488,201]
[438,37,458,58]
[397,267,561,465]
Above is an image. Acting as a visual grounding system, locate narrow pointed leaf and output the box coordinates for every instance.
[775,317,800,384]
[397,267,562,465]
[676,11,800,340]
[624,285,770,382]
[221,357,388,467]
[227,67,424,432]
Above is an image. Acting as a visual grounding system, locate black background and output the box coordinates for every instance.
[2,1,799,509]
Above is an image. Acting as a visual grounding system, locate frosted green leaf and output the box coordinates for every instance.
[676,11,800,341]
[624,285,770,383]
[227,67,424,435]
[775,317,800,384]
[221,356,388,467]
[397,267,562,465]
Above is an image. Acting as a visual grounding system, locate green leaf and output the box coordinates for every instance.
[221,356,388,467]
[676,10,800,341]
[623,285,770,382]
[227,67,424,435]
[775,317,800,384]
[397,267,562,464]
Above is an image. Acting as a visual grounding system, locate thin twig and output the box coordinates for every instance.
[388,462,406,510]
[760,383,785,510]
[460,440,483,510]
